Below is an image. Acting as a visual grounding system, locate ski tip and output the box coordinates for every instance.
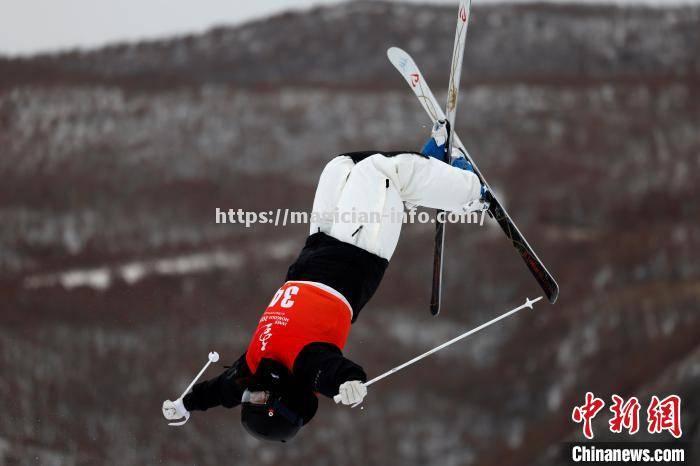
[547,287,559,304]
[386,46,404,62]
[430,303,441,316]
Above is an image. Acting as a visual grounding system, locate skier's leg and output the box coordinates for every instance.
[329,156,406,260]
[309,156,355,235]
[328,152,482,260]
[369,153,483,212]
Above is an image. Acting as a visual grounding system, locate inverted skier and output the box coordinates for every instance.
[162,121,488,442]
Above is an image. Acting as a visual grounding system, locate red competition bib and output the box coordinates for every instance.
[245,281,353,373]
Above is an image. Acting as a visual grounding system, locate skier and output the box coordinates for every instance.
[162,121,487,442]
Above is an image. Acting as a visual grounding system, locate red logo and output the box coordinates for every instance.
[459,6,468,22]
[410,73,420,87]
[571,393,683,439]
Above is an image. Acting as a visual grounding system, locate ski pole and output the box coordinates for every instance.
[169,351,219,426]
[334,297,541,406]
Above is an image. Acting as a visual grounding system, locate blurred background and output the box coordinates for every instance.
[1,0,699,465]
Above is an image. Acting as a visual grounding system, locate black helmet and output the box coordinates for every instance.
[241,359,318,443]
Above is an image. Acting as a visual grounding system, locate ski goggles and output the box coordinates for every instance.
[242,389,270,405]
[241,389,303,427]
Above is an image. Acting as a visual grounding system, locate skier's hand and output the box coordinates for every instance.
[334,380,367,406]
[162,398,190,426]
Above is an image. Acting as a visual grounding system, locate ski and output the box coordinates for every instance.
[387,47,560,304]
[431,0,472,317]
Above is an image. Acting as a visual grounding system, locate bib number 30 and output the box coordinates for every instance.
[268,285,299,309]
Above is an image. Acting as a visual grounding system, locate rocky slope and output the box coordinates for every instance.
[0,2,698,465]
